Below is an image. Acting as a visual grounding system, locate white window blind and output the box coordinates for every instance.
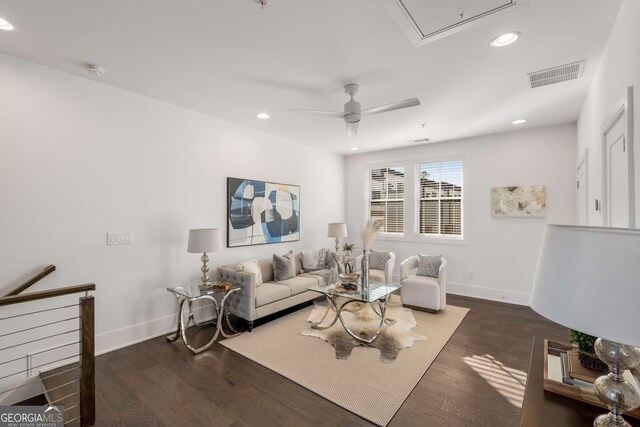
[414,159,463,237]
[365,166,405,233]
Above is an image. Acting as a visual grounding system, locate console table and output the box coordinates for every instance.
[520,337,640,426]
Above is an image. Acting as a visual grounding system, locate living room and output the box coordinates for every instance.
[0,1,639,426]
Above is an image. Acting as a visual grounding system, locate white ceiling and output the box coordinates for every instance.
[0,0,622,154]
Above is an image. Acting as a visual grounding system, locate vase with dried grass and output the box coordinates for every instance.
[361,220,382,299]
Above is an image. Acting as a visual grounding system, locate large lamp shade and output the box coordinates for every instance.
[187,228,222,253]
[530,225,640,347]
[327,223,348,238]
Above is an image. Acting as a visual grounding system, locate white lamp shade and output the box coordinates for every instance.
[327,223,348,238]
[187,228,222,253]
[531,225,640,347]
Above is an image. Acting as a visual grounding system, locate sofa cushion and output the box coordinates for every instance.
[370,249,391,270]
[236,259,263,287]
[255,283,292,307]
[369,269,386,284]
[298,273,325,287]
[276,276,320,295]
[417,254,441,278]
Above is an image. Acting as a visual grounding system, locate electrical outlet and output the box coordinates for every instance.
[107,232,133,246]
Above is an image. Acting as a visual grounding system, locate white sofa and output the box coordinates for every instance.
[400,256,447,312]
[353,251,396,284]
[217,255,325,331]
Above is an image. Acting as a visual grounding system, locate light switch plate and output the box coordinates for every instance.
[107,232,133,245]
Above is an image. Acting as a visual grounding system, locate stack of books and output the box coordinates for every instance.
[557,350,640,395]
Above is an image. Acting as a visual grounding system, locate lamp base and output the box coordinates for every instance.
[593,339,640,427]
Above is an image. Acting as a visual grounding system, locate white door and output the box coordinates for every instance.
[605,112,630,227]
[577,155,588,225]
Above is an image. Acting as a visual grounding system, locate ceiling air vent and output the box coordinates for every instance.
[528,61,585,88]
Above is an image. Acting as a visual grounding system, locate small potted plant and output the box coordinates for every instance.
[570,329,607,371]
[342,243,355,256]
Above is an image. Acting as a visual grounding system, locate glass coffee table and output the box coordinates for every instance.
[307,282,402,344]
[166,282,240,354]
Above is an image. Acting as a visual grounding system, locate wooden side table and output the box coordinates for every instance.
[521,337,640,426]
[166,283,240,354]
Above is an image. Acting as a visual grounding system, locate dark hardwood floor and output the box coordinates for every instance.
[93,295,570,426]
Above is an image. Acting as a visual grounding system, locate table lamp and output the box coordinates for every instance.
[531,225,640,427]
[327,223,348,253]
[187,228,222,289]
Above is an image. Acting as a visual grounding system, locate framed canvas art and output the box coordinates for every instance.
[491,185,546,217]
[227,177,301,247]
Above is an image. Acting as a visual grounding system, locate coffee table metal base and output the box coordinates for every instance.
[310,295,396,344]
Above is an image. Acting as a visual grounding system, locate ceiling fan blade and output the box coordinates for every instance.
[346,121,359,137]
[290,109,344,118]
[361,97,420,115]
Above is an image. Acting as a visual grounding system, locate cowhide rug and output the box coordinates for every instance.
[302,295,426,362]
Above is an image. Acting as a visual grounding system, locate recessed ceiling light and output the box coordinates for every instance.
[350,147,359,151]
[491,32,520,47]
[0,16,14,31]
[256,113,270,119]
[512,119,527,125]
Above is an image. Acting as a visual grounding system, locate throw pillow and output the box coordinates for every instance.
[273,251,296,281]
[369,249,391,270]
[301,249,323,272]
[417,254,441,278]
[236,259,263,287]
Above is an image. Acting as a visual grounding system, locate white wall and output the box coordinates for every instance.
[577,0,640,227]
[345,124,577,305]
[0,53,345,354]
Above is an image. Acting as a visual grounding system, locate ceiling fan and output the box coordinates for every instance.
[290,84,420,137]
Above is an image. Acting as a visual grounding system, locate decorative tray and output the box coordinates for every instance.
[543,339,640,419]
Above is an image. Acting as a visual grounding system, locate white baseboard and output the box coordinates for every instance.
[96,303,216,356]
[446,281,530,306]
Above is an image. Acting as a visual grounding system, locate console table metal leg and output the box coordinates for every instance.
[166,295,185,343]
[219,289,240,338]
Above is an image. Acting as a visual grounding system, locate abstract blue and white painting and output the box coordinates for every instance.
[227,177,300,247]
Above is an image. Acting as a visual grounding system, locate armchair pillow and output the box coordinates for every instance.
[235,259,263,286]
[369,249,391,270]
[273,251,296,281]
[417,254,441,278]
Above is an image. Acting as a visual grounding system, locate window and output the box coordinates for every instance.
[365,166,405,233]
[415,159,463,237]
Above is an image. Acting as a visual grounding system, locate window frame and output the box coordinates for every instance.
[364,164,406,236]
[414,157,465,241]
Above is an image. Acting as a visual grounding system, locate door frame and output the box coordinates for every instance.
[601,86,635,228]
[576,148,589,225]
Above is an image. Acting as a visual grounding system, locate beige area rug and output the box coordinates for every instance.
[221,299,469,426]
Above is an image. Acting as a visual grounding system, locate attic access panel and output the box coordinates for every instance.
[380,0,532,46]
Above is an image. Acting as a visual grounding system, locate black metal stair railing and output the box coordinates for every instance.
[0,267,95,426]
